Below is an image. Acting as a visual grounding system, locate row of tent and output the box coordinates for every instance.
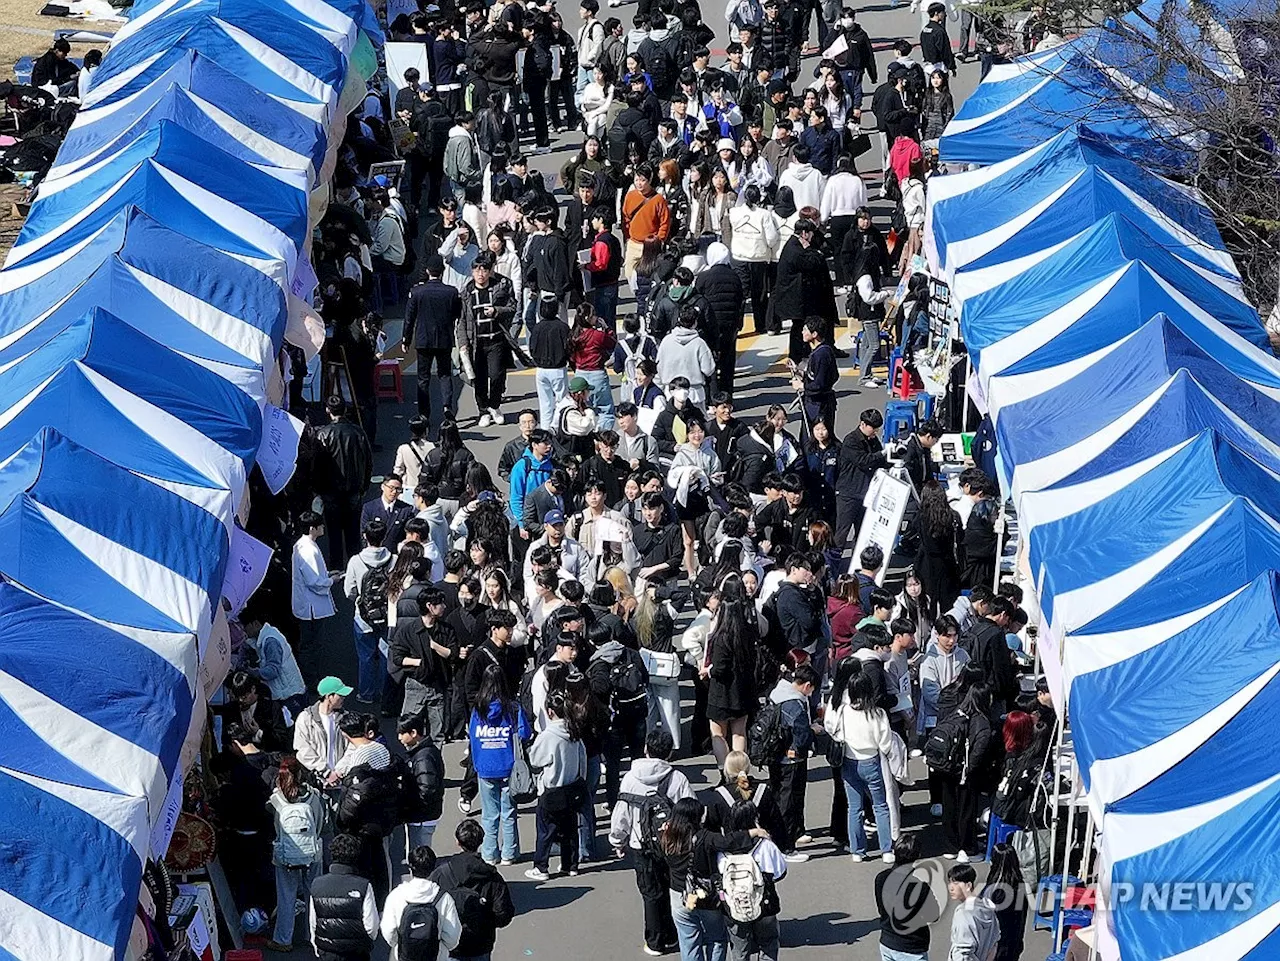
[0,0,381,958]
[927,3,1280,959]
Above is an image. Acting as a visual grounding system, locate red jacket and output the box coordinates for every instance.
[570,326,618,371]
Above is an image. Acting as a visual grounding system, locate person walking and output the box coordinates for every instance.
[469,663,532,865]
[568,301,619,430]
[403,255,463,425]
[824,671,896,862]
[266,758,327,952]
[313,397,373,565]
[528,291,573,429]
[380,846,463,961]
[704,576,758,767]
[459,251,519,429]
[430,819,518,961]
[396,714,446,854]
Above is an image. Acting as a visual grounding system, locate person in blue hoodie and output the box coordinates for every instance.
[469,664,533,865]
[508,428,556,541]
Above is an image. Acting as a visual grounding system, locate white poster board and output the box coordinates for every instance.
[386,42,430,103]
[848,469,912,583]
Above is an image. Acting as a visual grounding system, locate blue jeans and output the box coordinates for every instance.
[590,283,620,332]
[843,757,893,855]
[405,821,437,858]
[536,367,568,429]
[581,368,615,430]
[578,754,601,859]
[669,889,728,961]
[478,775,519,863]
[353,624,383,702]
[272,861,319,945]
[880,947,929,961]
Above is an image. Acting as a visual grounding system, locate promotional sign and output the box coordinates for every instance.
[848,469,912,582]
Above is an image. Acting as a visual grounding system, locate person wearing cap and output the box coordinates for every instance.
[460,250,519,429]
[294,677,353,784]
[553,376,602,460]
[523,508,588,586]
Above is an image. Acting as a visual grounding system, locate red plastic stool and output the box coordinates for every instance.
[375,358,404,402]
[225,951,264,961]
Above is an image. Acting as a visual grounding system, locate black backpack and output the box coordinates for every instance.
[357,559,392,630]
[438,861,496,956]
[517,665,538,725]
[924,709,970,776]
[618,769,676,855]
[609,652,648,717]
[643,36,678,95]
[746,701,790,769]
[397,899,441,961]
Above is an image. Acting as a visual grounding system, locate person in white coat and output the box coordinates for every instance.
[292,510,338,650]
[380,846,462,960]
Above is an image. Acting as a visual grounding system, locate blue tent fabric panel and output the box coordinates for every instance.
[0,769,142,956]
[0,583,193,777]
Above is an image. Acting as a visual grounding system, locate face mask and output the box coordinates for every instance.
[672,388,689,403]
[841,16,853,26]
[1006,633,1024,652]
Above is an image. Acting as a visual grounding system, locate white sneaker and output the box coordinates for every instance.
[642,947,663,957]
[859,378,883,388]
[942,852,957,860]
[458,797,478,816]
[535,145,553,155]
[850,852,865,863]
[490,408,504,425]
[909,748,923,758]
[956,850,970,864]
[784,851,810,863]
[794,833,814,847]
[930,803,943,818]
[478,412,493,427]
[881,852,896,864]
[500,858,515,866]
[524,867,551,881]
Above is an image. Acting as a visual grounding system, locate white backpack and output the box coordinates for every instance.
[275,796,321,867]
[718,852,765,923]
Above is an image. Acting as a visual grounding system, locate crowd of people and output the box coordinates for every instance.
[201,0,1069,958]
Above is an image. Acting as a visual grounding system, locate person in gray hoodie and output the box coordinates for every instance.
[609,729,695,955]
[444,113,482,204]
[655,311,716,409]
[768,664,820,857]
[343,520,394,704]
[946,863,1000,961]
[526,691,590,880]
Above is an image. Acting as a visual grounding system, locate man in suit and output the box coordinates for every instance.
[360,477,416,552]
[402,254,462,425]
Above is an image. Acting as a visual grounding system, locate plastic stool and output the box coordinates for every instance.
[985,813,1019,860]
[375,358,404,402]
[225,952,264,961]
[1034,874,1083,932]
[882,399,917,442]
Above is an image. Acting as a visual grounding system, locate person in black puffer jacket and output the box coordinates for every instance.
[396,715,445,854]
[424,420,478,512]
[310,833,379,961]
[694,242,746,394]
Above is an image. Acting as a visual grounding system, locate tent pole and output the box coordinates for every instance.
[1046,711,1066,916]
[1055,754,1079,952]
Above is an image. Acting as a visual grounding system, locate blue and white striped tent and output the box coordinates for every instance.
[0,0,380,954]
[930,8,1280,956]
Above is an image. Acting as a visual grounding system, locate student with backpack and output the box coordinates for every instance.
[610,729,696,956]
[705,752,790,856]
[345,519,395,704]
[266,758,326,952]
[380,846,463,961]
[588,631,652,806]
[719,800,788,961]
[925,683,995,863]
[765,664,821,862]
[430,819,517,961]
[526,690,591,880]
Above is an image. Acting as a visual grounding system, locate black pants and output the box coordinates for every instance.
[524,78,550,147]
[460,750,479,804]
[835,495,865,552]
[548,72,580,128]
[323,497,362,566]
[604,711,648,806]
[770,761,808,852]
[938,772,979,855]
[734,260,771,334]
[535,783,584,872]
[219,829,272,912]
[416,347,454,420]
[928,767,944,807]
[828,762,848,848]
[713,329,739,396]
[473,338,508,412]
[690,674,711,754]
[357,832,391,908]
[635,850,678,950]
[828,215,856,285]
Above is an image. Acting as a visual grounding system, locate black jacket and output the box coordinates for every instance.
[389,617,455,689]
[582,453,630,505]
[360,496,416,551]
[424,445,476,499]
[529,316,573,368]
[772,580,824,654]
[402,740,445,823]
[609,106,658,165]
[899,434,936,493]
[403,279,462,351]
[430,852,517,956]
[835,427,887,504]
[336,761,401,838]
[727,431,772,493]
[464,639,525,707]
[708,416,749,468]
[771,238,837,326]
[632,520,683,581]
[694,264,745,339]
[498,436,529,481]
[524,231,574,298]
[832,23,878,80]
[652,403,706,456]
[312,864,375,957]
[920,21,956,72]
[313,421,373,503]
[961,616,1018,706]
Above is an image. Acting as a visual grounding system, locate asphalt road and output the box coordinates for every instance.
[273,8,1054,959]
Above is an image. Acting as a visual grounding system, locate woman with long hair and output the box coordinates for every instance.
[705,750,791,854]
[898,154,927,272]
[983,842,1029,961]
[580,67,615,138]
[891,570,936,649]
[669,413,722,578]
[529,569,566,632]
[700,167,737,242]
[820,71,854,130]
[634,579,682,749]
[658,157,691,236]
[913,480,963,611]
[806,520,841,589]
[729,182,779,334]
[827,575,865,663]
[483,568,530,651]
[703,574,758,766]
[920,67,956,142]
[425,419,477,519]
[469,664,531,864]
[684,163,710,249]
[569,300,619,429]
[386,540,425,631]
[440,219,480,289]
[659,796,766,961]
[564,671,608,862]
[266,757,325,950]
[825,671,896,862]
[526,689,589,880]
[562,134,609,189]
[935,682,995,861]
[727,135,773,198]
[824,655,862,851]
